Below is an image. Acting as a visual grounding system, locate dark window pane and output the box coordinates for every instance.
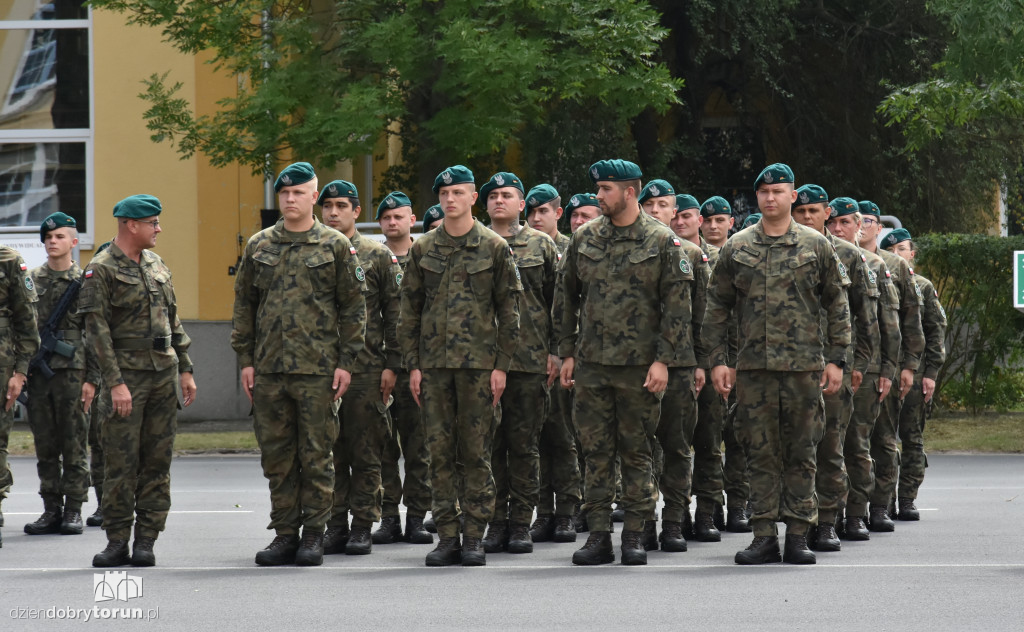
[0,141,85,230]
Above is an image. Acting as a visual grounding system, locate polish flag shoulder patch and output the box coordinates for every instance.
[672,238,681,247]
[20,262,27,271]
[350,246,357,255]
[391,254,398,264]
[85,269,93,279]
[701,253,708,263]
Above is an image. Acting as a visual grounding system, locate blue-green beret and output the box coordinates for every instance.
[795,184,829,207]
[589,159,642,183]
[883,228,912,248]
[675,194,700,212]
[700,196,732,218]
[317,179,359,206]
[432,165,474,194]
[479,172,525,206]
[741,213,762,230]
[40,211,76,241]
[858,200,881,217]
[565,193,600,213]
[274,161,316,192]
[754,163,795,190]
[638,179,676,204]
[113,194,162,219]
[829,197,860,218]
[422,204,444,228]
[375,191,412,220]
[526,184,559,209]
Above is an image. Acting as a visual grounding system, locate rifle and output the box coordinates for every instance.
[17,273,84,406]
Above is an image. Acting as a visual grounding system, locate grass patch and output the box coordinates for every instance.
[926,413,1024,453]
[7,430,259,457]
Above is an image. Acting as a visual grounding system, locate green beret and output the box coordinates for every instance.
[274,161,316,192]
[828,197,860,219]
[883,228,912,249]
[375,191,412,220]
[113,194,162,219]
[754,163,795,190]
[700,196,732,218]
[638,179,676,204]
[525,184,559,209]
[39,211,76,242]
[95,241,112,254]
[422,204,444,227]
[795,184,828,208]
[432,165,474,194]
[675,194,700,213]
[317,179,359,206]
[741,213,762,230]
[589,159,642,183]
[565,193,600,213]
[858,200,881,217]
[479,172,525,207]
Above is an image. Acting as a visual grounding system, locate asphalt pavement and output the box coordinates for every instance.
[1,453,1021,631]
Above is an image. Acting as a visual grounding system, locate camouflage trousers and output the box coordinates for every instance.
[329,372,392,528]
[89,385,108,491]
[653,368,698,523]
[101,367,178,541]
[574,363,660,533]
[735,370,824,537]
[722,396,750,509]
[692,384,726,511]
[845,372,883,517]
[253,373,338,535]
[537,385,581,516]
[421,368,500,539]
[0,366,14,503]
[492,372,548,525]
[897,376,929,499]
[380,369,432,518]
[27,369,90,510]
[869,386,901,507]
[815,373,853,523]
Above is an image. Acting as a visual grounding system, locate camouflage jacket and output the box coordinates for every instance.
[877,248,925,373]
[914,274,947,380]
[822,234,879,375]
[705,219,851,372]
[398,220,522,372]
[80,243,192,386]
[554,211,698,367]
[0,246,40,374]
[861,250,901,379]
[680,237,710,369]
[29,262,100,381]
[505,224,558,374]
[350,231,403,374]
[553,232,571,257]
[231,219,366,376]
[700,235,720,269]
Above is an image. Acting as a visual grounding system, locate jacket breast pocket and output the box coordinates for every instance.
[515,253,544,291]
[577,241,605,283]
[732,248,762,292]
[112,270,143,307]
[251,248,281,290]
[627,245,660,285]
[419,254,446,300]
[305,250,336,295]
[787,251,819,289]
[466,258,493,299]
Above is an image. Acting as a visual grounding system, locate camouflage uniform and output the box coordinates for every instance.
[328,232,402,531]
[397,220,522,540]
[0,247,40,514]
[79,243,193,542]
[491,225,557,526]
[897,274,946,500]
[231,219,366,536]
[704,220,851,536]
[870,250,925,509]
[26,263,99,515]
[554,212,695,534]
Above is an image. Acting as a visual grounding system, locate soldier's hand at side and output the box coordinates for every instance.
[5,371,26,412]
[546,355,561,387]
[333,369,352,402]
[878,377,892,402]
[409,369,423,407]
[111,383,132,417]
[851,370,863,394]
[922,377,936,403]
[180,372,197,407]
[643,361,668,394]
[711,365,732,398]
[821,363,843,395]
[240,366,255,403]
[560,357,575,390]
[380,369,397,404]
[490,369,506,407]
[899,369,914,399]
[694,368,706,394]
[81,381,96,413]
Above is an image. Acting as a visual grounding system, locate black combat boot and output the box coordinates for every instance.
[889,497,898,521]
[642,520,658,551]
[553,515,577,542]
[868,505,895,532]
[682,511,695,539]
[87,487,103,527]
[713,503,726,531]
[425,536,462,566]
[372,515,402,544]
[507,524,533,554]
[295,528,325,566]
[783,533,816,564]
[843,516,870,541]
[25,503,63,535]
[482,520,509,553]
[323,524,350,554]
[620,530,647,565]
[726,506,751,532]
[610,505,625,523]
[811,523,841,552]
[405,515,433,544]
[132,536,156,567]
[898,497,920,521]
[462,536,486,566]
[346,525,373,555]
[422,514,437,533]
[529,514,555,542]
[658,521,687,552]
[571,531,614,565]
[255,534,300,566]
[693,511,722,542]
[93,540,131,567]
[734,536,782,565]
[61,509,84,535]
